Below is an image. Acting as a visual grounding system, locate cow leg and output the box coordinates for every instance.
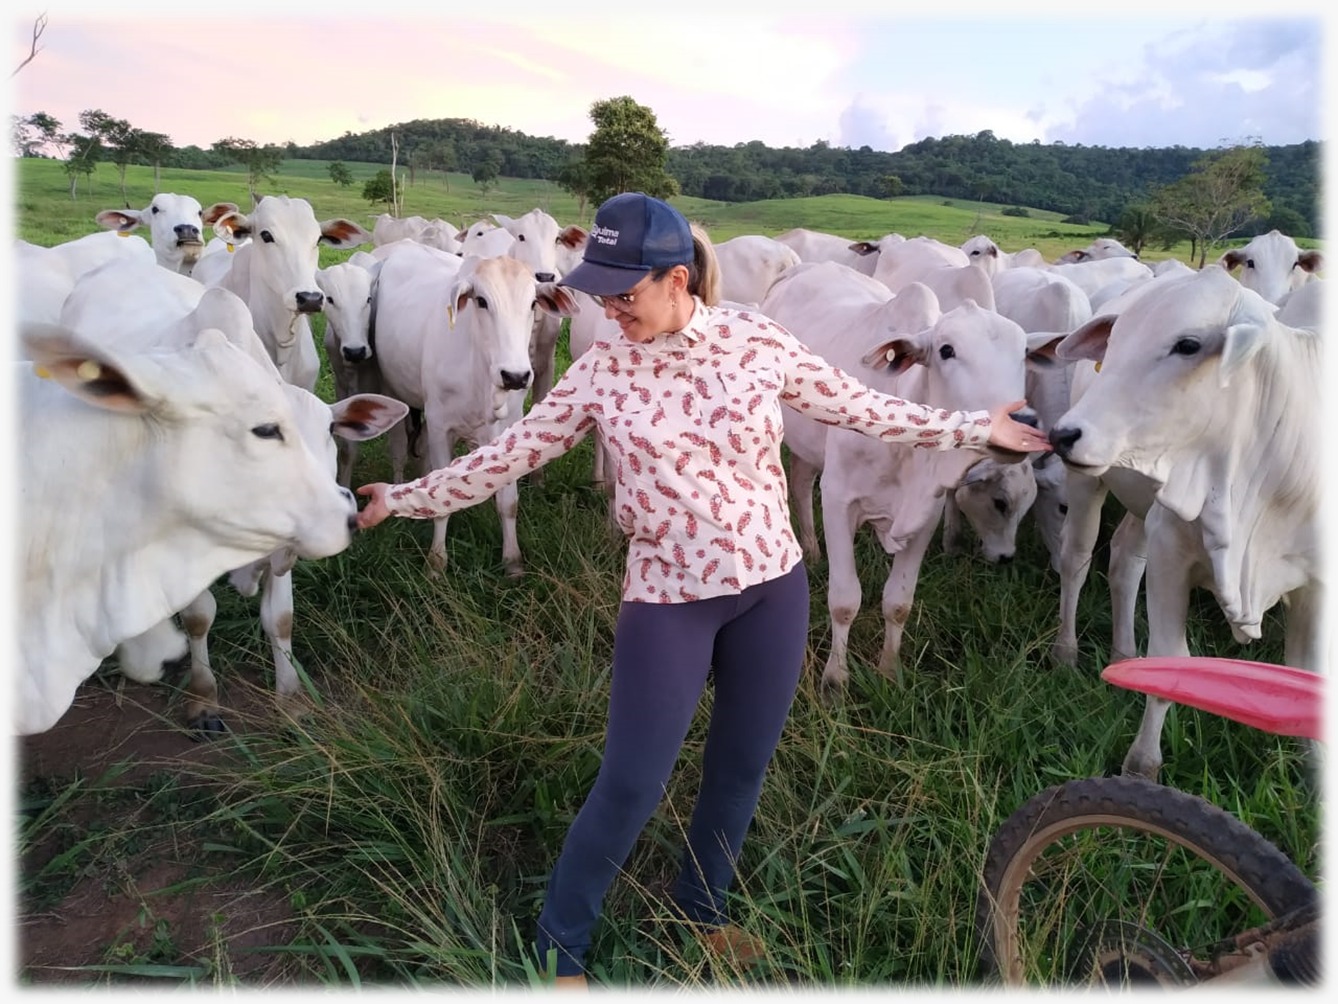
[387,415,410,485]
[1122,514,1194,780]
[114,617,188,686]
[1283,582,1324,673]
[820,498,863,689]
[875,515,939,686]
[260,567,307,712]
[1052,471,1107,667]
[1107,511,1148,662]
[790,455,822,561]
[179,588,224,736]
[495,480,524,578]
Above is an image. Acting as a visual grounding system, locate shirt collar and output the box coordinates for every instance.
[677,297,710,345]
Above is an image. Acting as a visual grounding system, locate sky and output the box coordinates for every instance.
[6,1,1330,158]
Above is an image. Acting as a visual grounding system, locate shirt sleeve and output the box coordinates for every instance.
[772,325,993,451]
[384,364,598,519]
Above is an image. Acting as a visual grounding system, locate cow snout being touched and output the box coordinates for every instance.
[294,289,324,314]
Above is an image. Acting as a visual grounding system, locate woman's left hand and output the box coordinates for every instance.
[987,400,1052,453]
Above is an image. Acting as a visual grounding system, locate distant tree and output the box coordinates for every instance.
[63,133,101,199]
[328,160,354,187]
[556,158,593,218]
[1256,205,1310,240]
[1111,203,1165,257]
[429,140,458,190]
[472,150,502,193]
[1151,144,1271,267]
[211,136,285,202]
[362,169,395,208]
[878,174,904,199]
[581,95,677,205]
[1000,206,1030,218]
[137,130,172,191]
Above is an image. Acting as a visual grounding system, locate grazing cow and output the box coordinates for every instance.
[191,195,371,391]
[94,194,239,276]
[774,227,903,276]
[1055,236,1138,264]
[372,245,579,576]
[761,263,1052,687]
[940,457,1038,564]
[17,295,366,735]
[1218,229,1323,305]
[1048,267,1322,778]
[371,213,431,246]
[713,234,803,307]
[1048,255,1153,300]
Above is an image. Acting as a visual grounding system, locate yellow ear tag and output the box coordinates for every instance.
[226,243,236,253]
[1094,362,1102,373]
[446,303,457,328]
[76,360,102,381]
[116,231,132,238]
[33,364,52,379]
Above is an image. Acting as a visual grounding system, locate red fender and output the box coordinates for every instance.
[1101,657,1324,741]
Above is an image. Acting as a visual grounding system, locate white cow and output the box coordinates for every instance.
[52,258,407,733]
[94,194,238,276]
[1048,267,1322,778]
[17,294,369,735]
[774,227,903,276]
[761,263,1052,687]
[1055,236,1139,264]
[30,229,156,283]
[316,258,387,486]
[871,236,971,294]
[372,245,579,576]
[962,235,1046,272]
[1048,256,1154,300]
[371,213,431,246]
[15,240,78,325]
[1218,229,1323,305]
[713,235,803,307]
[191,195,371,391]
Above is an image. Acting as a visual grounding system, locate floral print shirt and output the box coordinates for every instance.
[385,298,992,603]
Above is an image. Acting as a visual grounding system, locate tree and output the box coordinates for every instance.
[211,136,285,202]
[1150,144,1272,267]
[472,150,502,193]
[328,160,354,187]
[1112,203,1166,257]
[137,130,172,191]
[878,174,904,199]
[12,12,47,77]
[63,133,100,199]
[362,169,395,209]
[556,158,593,218]
[581,96,678,205]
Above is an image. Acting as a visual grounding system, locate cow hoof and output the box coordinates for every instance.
[187,711,228,741]
[1050,642,1079,667]
[504,560,525,579]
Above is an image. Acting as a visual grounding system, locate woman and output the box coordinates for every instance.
[356,193,1051,986]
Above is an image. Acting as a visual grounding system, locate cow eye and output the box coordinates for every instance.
[260,230,275,244]
[1245,258,1255,269]
[326,295,337,307]
[1058,504,1069,516]
[517,234,526,241]
[1170,337,1201,356]
[252,423,284,441]
[150,205,160,215]
[475,296,489,309]
[939,344,956,360]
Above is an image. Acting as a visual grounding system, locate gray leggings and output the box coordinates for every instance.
[535,563,810,976]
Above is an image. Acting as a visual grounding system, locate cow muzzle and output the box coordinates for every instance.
[499,369,532,392]
[295,291,325,314]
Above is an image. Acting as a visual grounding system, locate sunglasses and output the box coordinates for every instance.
[592,272,665,309]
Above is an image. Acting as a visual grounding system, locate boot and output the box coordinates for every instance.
[702,924,765,970]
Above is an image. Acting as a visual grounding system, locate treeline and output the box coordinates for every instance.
[293,119,1321,236]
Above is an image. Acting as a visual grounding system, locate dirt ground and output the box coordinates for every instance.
[13,673,303,988]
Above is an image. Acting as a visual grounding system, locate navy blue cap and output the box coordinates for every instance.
[559,192,693,296]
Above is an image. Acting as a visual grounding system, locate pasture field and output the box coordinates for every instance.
[12,159,1320,989]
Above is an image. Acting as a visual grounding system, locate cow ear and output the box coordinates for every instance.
[328,393,410,442]
[1025,331,1066,369]
[211,210,251,244]
[860,334,926,374]
[1055,314,1116,363]
[95,208,140,234]
[848,241,878,256]
[1220,290,1273,387]
[558,225,588,249]
[23,322,162,415]
[1299,249,1323,274]
[202,201,240,226]
[1218,248,1246,272]
[536,283,580,318]
[319,218,372,250]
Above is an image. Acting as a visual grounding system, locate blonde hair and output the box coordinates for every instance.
[688,222,721,306]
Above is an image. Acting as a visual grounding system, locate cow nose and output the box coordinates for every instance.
[535,271,555,283]
[175,224,202,242]
[296,291,325,314]
[339,486,356,507]
[342,345,369,364]
[500,369,532,391]
[994,553,1015,565]
[1049,426,1081,458]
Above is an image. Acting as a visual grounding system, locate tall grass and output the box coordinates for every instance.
[14,158,1319,988]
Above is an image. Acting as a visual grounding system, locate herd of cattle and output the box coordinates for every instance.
[15,192,1325,780]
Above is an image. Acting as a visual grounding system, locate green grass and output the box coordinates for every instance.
[13,156,1319,989]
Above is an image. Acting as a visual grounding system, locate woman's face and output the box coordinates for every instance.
[598,266,688,343]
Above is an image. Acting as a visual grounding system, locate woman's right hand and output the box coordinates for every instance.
[986,400,1052,453]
